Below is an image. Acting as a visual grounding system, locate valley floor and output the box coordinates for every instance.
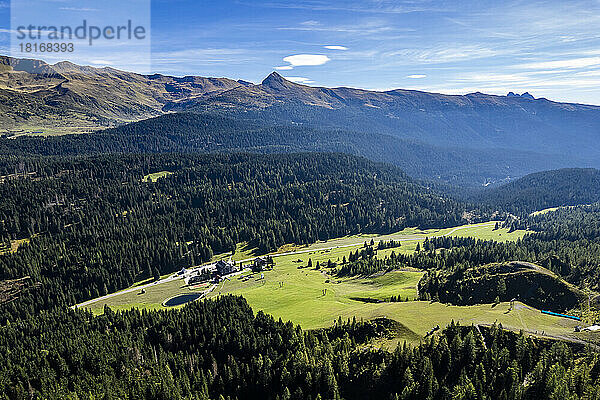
[76,221,587,347]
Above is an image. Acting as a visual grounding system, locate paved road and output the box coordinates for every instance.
[74,266,252,309]
[235,222,496,263]
[478,322,600,351]
[73,222,496,309]
[73,274,182,309]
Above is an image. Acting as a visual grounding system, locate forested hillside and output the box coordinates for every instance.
[0,152,472,318]
[477,168,600,212]
[1,295,598,400]
[418,262,584,310]
[0,113,573,187]
[335,203,600,308]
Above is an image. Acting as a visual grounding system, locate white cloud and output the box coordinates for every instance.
[90,60,113,66]
[324,45,348,50]
[283,54,330,66]
[59,7,100,12]
[275,65,294,70]
[407,74,426,79]
[519,57,600,70]
[575,70,600,77]
[284,76,314,84]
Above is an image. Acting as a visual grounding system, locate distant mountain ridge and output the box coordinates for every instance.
[1,56,600,182]
[0,56,245,133]
[0,112,577,188]
[477,168,600,211]
[2,57,599,143]
[183,71,600,163]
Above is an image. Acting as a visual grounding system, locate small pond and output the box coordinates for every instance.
[163,293,202,307]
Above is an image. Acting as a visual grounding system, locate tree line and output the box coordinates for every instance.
[0,152,472,318]
[1,295,598,399]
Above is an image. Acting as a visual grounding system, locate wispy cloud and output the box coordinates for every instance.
[277,19,412,36]
[277,54,331,70]
[407,74,426,79]
[284,76,314,84]
[153,48,260,65]
[242,0,447,14]
[519,57,600,70]
[324,45,348,50]
[384,45,502,64]
[575,70,600,77]
[59,7,100,12]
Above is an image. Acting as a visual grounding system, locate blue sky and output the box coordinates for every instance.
[1,0,600,104]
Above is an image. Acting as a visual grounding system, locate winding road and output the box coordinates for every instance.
[73,222,497,309]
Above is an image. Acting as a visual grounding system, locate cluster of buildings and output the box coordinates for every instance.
[180,255,275,286]
[216,259,237,275]
[251,256,274,272]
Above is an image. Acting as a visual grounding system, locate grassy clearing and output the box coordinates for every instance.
[530,205,591,217]
[447,223,527,242]
[83,256,575,346]
[216,242,260,262]
[83,221,528,314]
[85,279,205,315]
[142,171,173,182]
[268,221,528,253]
[531,207,559,216]
[200,253,575,341]
[82,221,544,345]
[0,238,31,255]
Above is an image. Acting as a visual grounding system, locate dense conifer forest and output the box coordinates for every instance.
[0,143,599,398]
[0,113,571,188]
[1,295,599,400]
[0,152,471,319]
[335,203,600,312]
[476,169,600,212]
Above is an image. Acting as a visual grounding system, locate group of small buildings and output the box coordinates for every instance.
[216,259,237,275]
[252,256,274,272]
[180,255,275,286]
[180,260,238,286]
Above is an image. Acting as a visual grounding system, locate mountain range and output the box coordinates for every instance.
[0,56,245,134]
[1,56,599,186]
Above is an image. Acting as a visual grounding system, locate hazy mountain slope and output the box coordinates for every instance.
[1,57,599,163]
[0,56,245,133]
[1,56,599,180]
[177,72,600,162]
[0,112,577,187]
[477,168,600,211]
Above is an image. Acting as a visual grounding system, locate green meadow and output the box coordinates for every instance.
[78,222,575,346]
[82,222,528,315]
[142,171,174,182]
[79,220,575,347]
